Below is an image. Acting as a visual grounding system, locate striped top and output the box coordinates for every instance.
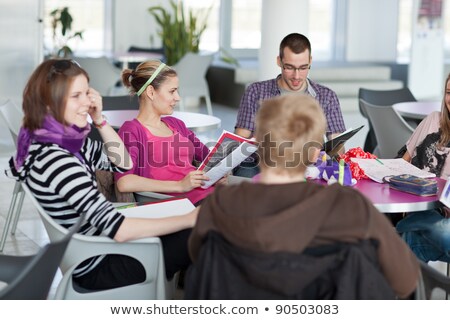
[8,138,127,278]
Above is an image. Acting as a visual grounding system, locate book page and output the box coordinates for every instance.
[117,198,195,219]
[351,158,436,183]
[201,141,257,188]
[199,130,258,188]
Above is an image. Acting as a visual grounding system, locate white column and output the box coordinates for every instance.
[259,0,309,81]
[408,0,444,100]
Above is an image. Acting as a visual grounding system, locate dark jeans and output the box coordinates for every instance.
[75,229,192,290]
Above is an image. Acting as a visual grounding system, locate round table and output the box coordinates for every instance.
[232,175,446,213]
[393,101,441,120]
[102,110,221,133]
[352,177,445,213]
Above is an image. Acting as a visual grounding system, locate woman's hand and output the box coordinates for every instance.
[216,174,229,186]
[179,170,210,192]
[87,88,103,124]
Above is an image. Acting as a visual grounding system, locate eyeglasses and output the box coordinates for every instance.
[47,59,81,82]
[281,62,310,73]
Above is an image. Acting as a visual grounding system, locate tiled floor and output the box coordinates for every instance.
[0,102,448,299]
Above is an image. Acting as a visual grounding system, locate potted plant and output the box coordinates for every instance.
[50,7,84,58]
[148,0,211,66]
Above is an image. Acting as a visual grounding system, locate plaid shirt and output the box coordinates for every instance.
[235,75,346,137]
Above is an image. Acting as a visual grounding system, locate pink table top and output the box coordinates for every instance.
[253,174,444,213]
[393,101,441,120]
[351,177,445,213]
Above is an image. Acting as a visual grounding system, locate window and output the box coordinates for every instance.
[230,0,261,50]
[397,0,414,62]
[184,0,220,52]
[219,0,262,58]
[43,0,105,56]
[309,0,334,61]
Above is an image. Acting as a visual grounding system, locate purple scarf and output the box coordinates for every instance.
[15,115,91,168]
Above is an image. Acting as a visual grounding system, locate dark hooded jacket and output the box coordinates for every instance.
[187,181,419,299]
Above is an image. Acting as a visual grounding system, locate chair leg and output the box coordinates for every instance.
[447,263,449,300]
[10,186,25,235]
[205,95,213,116]
[0,183,22,252]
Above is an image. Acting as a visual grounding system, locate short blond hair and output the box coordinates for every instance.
[255,94,326,174]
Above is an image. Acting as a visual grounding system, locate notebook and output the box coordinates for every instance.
[350,158,436,183]
[116,197,195,219]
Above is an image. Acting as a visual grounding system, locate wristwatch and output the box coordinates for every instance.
[93,114,108,129]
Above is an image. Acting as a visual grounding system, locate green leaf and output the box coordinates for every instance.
[49,7,83,57]
[148,0,212,65]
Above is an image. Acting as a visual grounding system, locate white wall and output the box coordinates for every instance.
[0,0,43,104]
[346,0,399,61]
[113,0,166,53]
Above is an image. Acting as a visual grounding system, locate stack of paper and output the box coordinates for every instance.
[351,158,436,183]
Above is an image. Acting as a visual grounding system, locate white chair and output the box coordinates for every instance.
[173,52,214,115]
[0,99,25,252]
[74,57,122,96]
[359,98,414,158]
[20,183,174,300]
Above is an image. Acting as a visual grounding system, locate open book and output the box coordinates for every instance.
[198,130,258,189]
[116,197,195,219]
[323,125,364,157]
[351,158,436,183]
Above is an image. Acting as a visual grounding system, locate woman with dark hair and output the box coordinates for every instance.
[8,59,196,290]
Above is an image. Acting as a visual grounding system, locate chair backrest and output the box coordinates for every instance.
[74,57,122,96]
[0,213,81,299]
[20,183,170,299]
[358,87,417,118]
[0,99,23,147]
[174,52,213,97]
[359,98,414,158]
[102,95,139,111]
[128,45,164,55]
[88,95,139,141]
[415,261,450,300]
[185,231,395,299]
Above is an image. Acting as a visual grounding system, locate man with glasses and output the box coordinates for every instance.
[233,33,346,177]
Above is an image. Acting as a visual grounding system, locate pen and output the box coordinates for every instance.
[375,158,384,165]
